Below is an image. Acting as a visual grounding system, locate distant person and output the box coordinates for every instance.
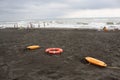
[103,26,108,32]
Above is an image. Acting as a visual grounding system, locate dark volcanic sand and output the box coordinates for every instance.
[0,28,120,80]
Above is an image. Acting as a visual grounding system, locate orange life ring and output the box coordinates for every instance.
[45,48,63,54]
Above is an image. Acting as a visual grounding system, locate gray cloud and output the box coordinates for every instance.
[66,0,120,9]
[0,0,120,21]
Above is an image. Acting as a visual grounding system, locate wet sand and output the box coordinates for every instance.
[0,28,120,80]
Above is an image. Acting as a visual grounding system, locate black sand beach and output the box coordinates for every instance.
[0,28,120,80]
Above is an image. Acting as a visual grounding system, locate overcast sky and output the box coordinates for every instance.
[0,0,120,21]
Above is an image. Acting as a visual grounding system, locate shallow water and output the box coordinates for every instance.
[0,18,120,29]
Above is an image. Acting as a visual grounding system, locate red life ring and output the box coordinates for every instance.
[45,48,63,54]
